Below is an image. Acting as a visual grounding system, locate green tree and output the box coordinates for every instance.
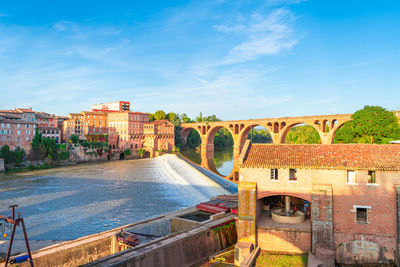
[31,128,43,154]
[137,148,145,158]
[148,113,155,122]
[286,125,321,144]
[196,112,204,122]
[69,134,79,145]
[124,148,131,156]
[248,129,272,143]
[13,147,26,166]
[154,110,166,120]
[0,145,12,164]
[187,130,201,149]
[166,112,177,122]
[334,106,400,144]
[180,113,192,123]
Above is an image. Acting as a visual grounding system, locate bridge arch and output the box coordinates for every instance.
[280,121,322,144]
[180,126,202,145]
[329,120,349,143]
[204,125,234,147]
[238,123,272,147]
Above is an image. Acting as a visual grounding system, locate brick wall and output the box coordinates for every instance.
[240,167,400,264]
[258,229,311,253]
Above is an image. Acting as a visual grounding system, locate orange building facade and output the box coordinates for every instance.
[63,101,174,155]
[143,120,175,156]
[108,111,149,149]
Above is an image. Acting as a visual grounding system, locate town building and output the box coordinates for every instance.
[91,101,130,113]
[108,111,149,149]
[36,112,61,143]
[236,143,400,266]
[63,113,84,140]
[0,108,63,150]
[143,120,175,156]
[0,112,37,151]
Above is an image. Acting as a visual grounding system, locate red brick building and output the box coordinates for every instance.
[0,112,37,151]
[143,120,175,156]
[237,143,400,265]
[108,111,149,149]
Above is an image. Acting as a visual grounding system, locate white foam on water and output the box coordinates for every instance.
[154,154,230,204]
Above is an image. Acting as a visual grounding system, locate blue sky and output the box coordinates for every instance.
[0,0,399,120]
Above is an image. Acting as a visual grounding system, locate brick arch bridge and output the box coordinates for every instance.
[180,111,400,183]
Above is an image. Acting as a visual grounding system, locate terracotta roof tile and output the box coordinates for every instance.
[241,144,400,171]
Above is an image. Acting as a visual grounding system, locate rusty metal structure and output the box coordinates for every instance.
[0,205,34,267]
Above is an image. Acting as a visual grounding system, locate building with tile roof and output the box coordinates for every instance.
[236,142,400,266]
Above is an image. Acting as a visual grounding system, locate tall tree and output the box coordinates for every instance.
[196,112,204,122]
[154,110,166,120]
[148,113,155,122]
[334,106,400,144]
[180,113,192,123]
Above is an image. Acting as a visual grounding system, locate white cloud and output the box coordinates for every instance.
[265,0,308,6]
[214,8,298,64]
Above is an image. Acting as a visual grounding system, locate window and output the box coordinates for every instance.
[347,170,356,184]
[356,207,368,224]
[289,168,297,181]
[17,123,20,128]
[270,168,278,180]
[17,130,20,135]
[368,171,376,184]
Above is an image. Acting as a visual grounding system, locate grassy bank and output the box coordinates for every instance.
[255,251,308,267]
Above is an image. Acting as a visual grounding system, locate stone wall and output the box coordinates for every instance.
[170,217,200,233]
[258,229,311,253]
[311,185,333,252]
[84,216,237,267]
[334,233,395,265]
[20,236,113,267]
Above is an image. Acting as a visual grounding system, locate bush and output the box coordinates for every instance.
[69,134,79,145]
[58,151,70,160]
[124,149,131,156]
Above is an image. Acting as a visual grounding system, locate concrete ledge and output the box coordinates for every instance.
[240,246,260,267]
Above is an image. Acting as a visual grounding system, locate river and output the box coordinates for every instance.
[0,155,229,242]
[180,147,234,177]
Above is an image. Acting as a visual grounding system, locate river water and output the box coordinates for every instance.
[180,147,234,177]
[0,155,229,241]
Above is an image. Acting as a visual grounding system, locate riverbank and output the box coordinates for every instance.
[0,154,144,175]
[0,154,233,257]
